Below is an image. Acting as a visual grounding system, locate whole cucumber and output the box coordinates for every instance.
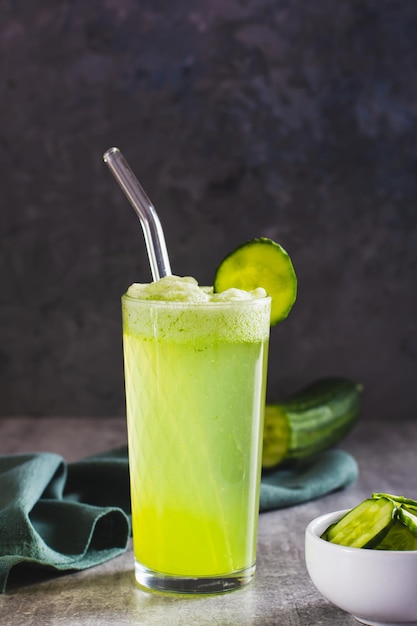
[262,377,363,469]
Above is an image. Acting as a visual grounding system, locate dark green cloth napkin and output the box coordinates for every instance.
[260,449,358,511]
[0,446,358,592]
[0,449,130,593]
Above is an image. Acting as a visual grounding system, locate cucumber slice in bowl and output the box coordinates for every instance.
[375,519,417,551]
[373,492,417,515]
[322,497,396,548]
[213,237,297,326]
[321,493,417,551]
[397,507,417,539]
[373,493,417,539]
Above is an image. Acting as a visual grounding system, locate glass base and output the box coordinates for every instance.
[134,560,256,595]
[354,618,417,626]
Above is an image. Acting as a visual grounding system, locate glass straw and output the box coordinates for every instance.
[103,147,172,281]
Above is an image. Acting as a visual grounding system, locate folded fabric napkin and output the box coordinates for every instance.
[260,449,358,511]
[0,446,358,592]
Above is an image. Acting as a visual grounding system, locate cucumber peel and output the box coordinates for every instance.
[262,377,362,469]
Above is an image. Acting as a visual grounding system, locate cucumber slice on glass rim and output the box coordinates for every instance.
[213,237,297,326]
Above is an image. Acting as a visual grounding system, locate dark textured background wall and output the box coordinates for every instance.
[0,0,416,419]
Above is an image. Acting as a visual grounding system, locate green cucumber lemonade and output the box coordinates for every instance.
[122,275,271,593]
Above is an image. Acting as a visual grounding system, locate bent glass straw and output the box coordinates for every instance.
[103,147,172,281]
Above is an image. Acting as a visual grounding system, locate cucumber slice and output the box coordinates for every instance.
[374,519,417,551]
[397,506,417,538]
[213,237,297,326]
[373,493,417,537]
[322,497,395,548]
[373,492,417,513]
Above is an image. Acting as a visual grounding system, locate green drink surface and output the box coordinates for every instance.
[122,277,270,577]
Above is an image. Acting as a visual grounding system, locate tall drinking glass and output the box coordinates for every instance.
[122,290,271,594]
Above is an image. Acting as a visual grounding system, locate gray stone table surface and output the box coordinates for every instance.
[0,417,416,626]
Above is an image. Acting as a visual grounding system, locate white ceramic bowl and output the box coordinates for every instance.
[305,509,417,626]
